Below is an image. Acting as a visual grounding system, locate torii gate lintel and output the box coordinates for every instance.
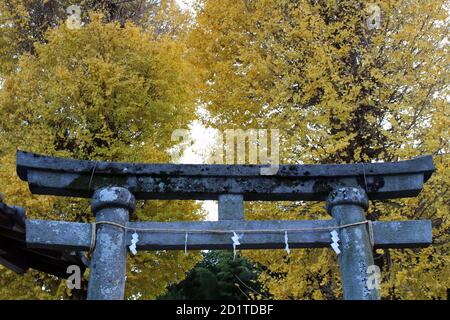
[16,151,435,300]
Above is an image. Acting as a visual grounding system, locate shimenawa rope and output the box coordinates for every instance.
[88,220,375,253]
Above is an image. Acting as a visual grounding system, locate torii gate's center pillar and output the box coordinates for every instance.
[87,187,135,300]
[326,187,380,300]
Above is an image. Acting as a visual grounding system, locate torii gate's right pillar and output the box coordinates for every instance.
[327,187,380,300]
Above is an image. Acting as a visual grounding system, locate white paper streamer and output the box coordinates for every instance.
[231,232,241,260]
[184,232,188,254]
[129,232,139,255]
[330,230,340,255]
[284,231,290,255]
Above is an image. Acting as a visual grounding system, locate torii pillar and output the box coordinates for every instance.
[327,187,379,299]
[87,187,135,300]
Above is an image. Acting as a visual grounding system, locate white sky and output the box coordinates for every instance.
[176,0,195,11]
[175,0,217,220]
[176,121,219,221]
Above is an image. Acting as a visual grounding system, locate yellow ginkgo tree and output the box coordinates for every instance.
[0,13,202,299]
[188,0,449,299]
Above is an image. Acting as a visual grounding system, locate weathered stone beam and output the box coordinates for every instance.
[26,220,91,251]
[372,220,433,248]
[26,219,432,251]
[16,151,435,201]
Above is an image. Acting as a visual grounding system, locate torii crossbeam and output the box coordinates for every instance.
[16,151,435,300]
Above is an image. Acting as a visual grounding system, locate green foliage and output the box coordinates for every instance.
[158,251,270,300]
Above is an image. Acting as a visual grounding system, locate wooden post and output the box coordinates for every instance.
[87,187,135,300]
[327,187,380,300]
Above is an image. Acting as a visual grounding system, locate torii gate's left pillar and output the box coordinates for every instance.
[87,187,135,300]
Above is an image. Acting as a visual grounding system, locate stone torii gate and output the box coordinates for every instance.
[16,150,434,300]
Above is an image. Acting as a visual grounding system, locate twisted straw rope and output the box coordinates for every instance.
[89,220,375,253]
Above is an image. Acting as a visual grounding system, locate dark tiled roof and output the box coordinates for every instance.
[0,199,86,278]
